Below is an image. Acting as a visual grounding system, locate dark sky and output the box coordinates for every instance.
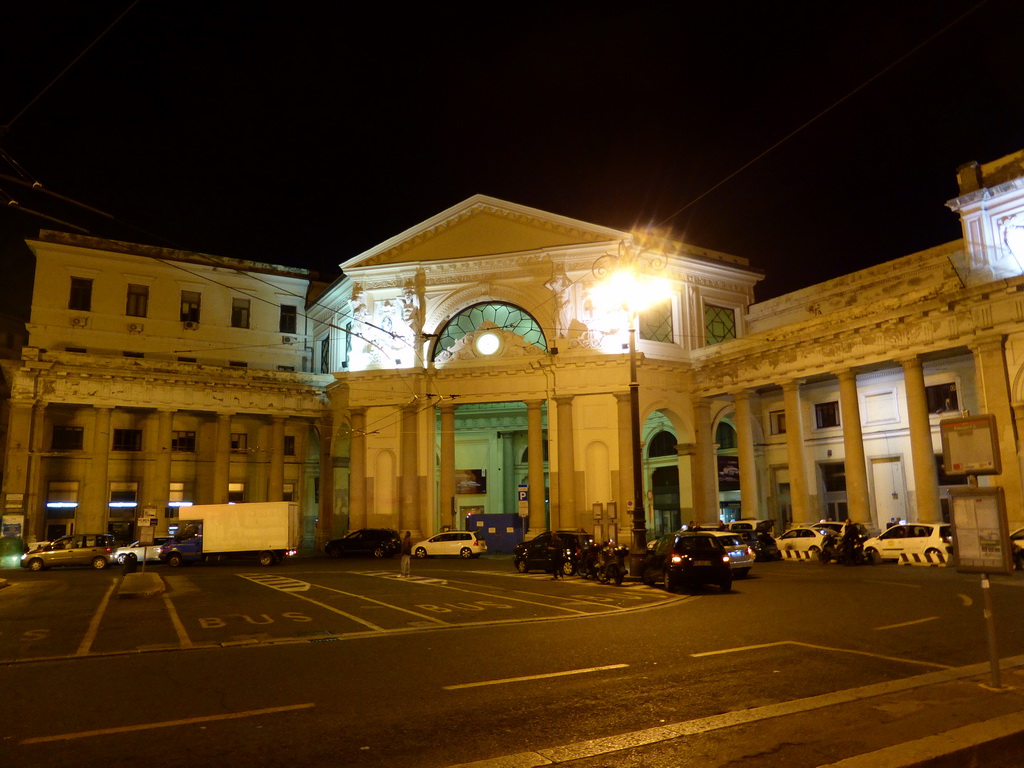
[2,0,1024,314]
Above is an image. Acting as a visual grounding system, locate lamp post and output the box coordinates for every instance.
[591,239,668,560]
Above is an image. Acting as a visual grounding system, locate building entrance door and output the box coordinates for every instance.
[871,456,907,526]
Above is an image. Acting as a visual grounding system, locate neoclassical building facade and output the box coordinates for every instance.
[4,150,1024,548]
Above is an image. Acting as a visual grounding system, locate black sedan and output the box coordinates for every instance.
[641,531,733,593]
[513,530,594,576]
[325,528,402,558]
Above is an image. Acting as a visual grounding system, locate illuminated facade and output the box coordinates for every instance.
[6,150,1024,548]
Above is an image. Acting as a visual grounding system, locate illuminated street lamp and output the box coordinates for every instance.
[591,240,670,558]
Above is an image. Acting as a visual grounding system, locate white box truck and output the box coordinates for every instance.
[158,502,300,567]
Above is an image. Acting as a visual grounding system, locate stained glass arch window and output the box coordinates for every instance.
[433,302,547,360]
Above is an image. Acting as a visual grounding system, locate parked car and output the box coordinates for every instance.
[641,531,733,593]
[1011,528,1024,570]
[813,520,871,539]
[115,537,171,564]
[862,523,953,563]
[776,526,834,555]
[513,529,594,576]
[413,530,488,558]
[20,533,116,571]
[325,529,402,559]
[735,529,780,561]
[726,519,769,533]
[708,531,754,577]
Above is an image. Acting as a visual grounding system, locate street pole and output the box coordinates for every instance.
[628,316,646,556]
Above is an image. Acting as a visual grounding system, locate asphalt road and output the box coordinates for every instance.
[1,555,1022,768]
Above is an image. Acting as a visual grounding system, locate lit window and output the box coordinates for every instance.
[434,302,546,360]
[283,482,295,502]
[46,481,79,510]
[109,482,138,509]
[926,382,959,414]
[639,300,673,343]
[228,483,245,503]
[704,305,736,345]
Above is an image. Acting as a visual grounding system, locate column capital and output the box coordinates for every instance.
[969,334,1007,355]
[553,394,575,406]
[897,354,923,370]
[836,368,860,384]
[781,379,804,393]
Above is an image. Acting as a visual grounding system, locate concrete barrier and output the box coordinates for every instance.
[898,550,949,566]
[781,549,815,562]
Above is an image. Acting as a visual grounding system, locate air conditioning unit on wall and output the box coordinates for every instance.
[70,316,88,328]
[127,322,144,333]
[183,320,198,330]
[282,335,295,344]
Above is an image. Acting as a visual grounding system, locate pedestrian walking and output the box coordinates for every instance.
[400,531,412,577]
[549,532,565,579]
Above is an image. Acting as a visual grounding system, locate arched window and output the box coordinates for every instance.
[647,430,677,458]
[433,302,546,360]
[716,422,737,450]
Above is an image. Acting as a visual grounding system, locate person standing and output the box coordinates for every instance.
[549,532,565,580]
[400,531,412,577]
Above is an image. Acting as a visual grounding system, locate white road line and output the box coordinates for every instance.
[874,616,939,631]
[162,594,193,648]
[76,579,117,656]
[21,703,315,744]
[443,664,629,690]
[691,640,951,669]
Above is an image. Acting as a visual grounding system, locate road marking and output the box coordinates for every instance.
[21,703,315,744]
[76,579,117,656]
[443,664,629,690]
[237,573,311,592]
[691,640,951,669]
[240,575,449,629]
[959,593,973,606]
[162,594,193,648]
[441,658,1024,768]
[874,616,938,631]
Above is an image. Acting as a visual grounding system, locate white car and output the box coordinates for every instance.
[709,532,754,577]
[1011,528,1024,570]
[862,523,952,563]
[776,526,834,555]
[413,531,488,559]
[114,537,171,564]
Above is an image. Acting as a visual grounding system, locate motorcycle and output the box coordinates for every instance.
[819,530,869,565]
[581,541,628,585]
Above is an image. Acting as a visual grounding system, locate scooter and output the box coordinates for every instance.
[595,542,629,585]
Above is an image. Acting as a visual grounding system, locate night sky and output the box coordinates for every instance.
[2,0,1023,316]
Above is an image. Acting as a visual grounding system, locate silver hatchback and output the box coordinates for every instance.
[709,532,755,577]
[20,533,116,571]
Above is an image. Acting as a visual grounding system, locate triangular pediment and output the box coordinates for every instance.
[343,195,626,269]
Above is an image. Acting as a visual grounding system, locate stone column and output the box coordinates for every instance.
[147,409,174,527]
[399,404,421,538]
[212,413,231,505]
[900,357,942,523]
[318,413,334,547]
[439,403,456,530]
[526,400,547,535]
[733,391,759,520]
[837,370,871,526]
[972,336,1023,521]
[83,406,112,532]
[268,416,286,501]
[675,442,695,525]
[691,399,717,526]
[348,408,367,531]
[782,380,812,524]
[615,392,633,531]
[554,395,576,531]
[1,402,35,536]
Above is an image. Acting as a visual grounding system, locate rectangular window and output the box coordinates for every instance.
[69,277,93,311]
[52,425,84,450]
[231,297,251,328]
[177,356,197,363]
[229,361,248,368]
[926,382,959,414]
[320,337,330,374]
[284,435,296,456]
[228,482,245,503]
[46,481,79,510]
[280,305,297,334]
[123,351,143,358]
[65,347,87,353]
[180,290,201,323]
[126,284,149,317]
[639,301,673,343]
[277,365,295,372]
[283,482,295,502]
[814,401,841,429]
[231,433,248,452]
[166,481,192,518]
[769,410,786,435]
[112,428,143,451]
[171,430,196,452]
[704,304,736,345]
[108,481,138,509]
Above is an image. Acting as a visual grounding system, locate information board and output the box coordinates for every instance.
[940,414,1001,475]
[948,486,1013,574]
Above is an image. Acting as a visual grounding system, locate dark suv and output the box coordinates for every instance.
[325,529,402,559]
[641,531,733,593]
[513,529,594,576]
